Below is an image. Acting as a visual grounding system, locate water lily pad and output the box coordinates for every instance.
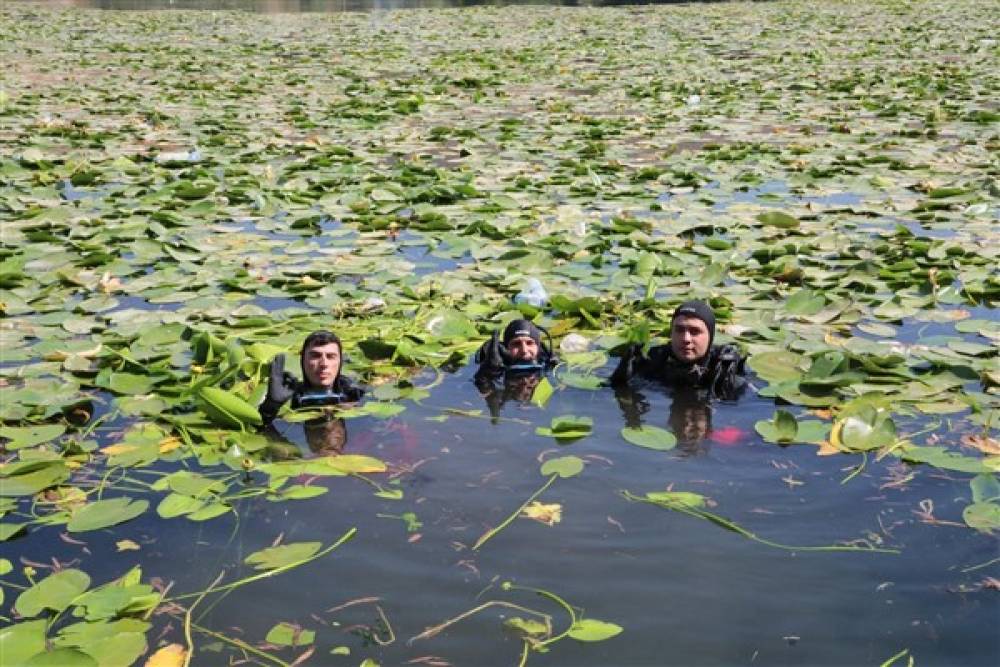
[621,426,677,451]
[0,424,65,450]
[567,619,623,642]
[244,542,322,571]
[962,502,1000,533]
[539,455,584,478]
[536,415,593,440]
[68,497,148,533]
[747,351,803,382]
[16,569,91,617]
[265,622,314,647]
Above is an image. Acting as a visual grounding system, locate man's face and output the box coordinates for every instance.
[303,342,341,388]
[670,315,710,363]
[507,336,540,362]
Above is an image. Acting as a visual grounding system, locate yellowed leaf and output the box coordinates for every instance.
[159,437,181,454]
[116,539,141,552]
[816,440,841,456]
[101,443,138,456]
[809,409,834,420]
[144,643,186,667]
[521,502,562,526]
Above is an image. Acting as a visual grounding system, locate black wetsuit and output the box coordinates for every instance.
[610,343,747,400]
[259,375,364,426]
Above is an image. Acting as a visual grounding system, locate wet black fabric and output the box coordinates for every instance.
[609,342,747,400]
[259,370,364,425]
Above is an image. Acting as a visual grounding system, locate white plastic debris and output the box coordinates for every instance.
[686,94,701,106]
[513,278,548,307]
[559,333,590,355]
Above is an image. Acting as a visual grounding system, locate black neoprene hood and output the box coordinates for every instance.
[502,319,543,345]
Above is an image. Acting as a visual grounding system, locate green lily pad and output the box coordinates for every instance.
[567,619,623,642]
[265,622,315,647]
[621,426,677,451]
[962,502,1000,533]
[244,542,323,571]
[68,497,149,533]
[539,455,584,478]
[16,569,91,617]
[535,415,593,440]
[0,424,66,450]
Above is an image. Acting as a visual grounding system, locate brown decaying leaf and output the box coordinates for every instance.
[961,434,1000,456]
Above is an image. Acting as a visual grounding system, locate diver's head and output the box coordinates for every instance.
[502,319,543,363]
[301,330,342,390]
[669,301,715,363]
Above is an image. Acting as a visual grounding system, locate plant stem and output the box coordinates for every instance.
[167,527,356,602]
[184,571,225,667]
[622,491,900,554]
[473,474,557,551]
[192,622,291,667]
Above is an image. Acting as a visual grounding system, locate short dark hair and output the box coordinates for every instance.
[302,330,342,354]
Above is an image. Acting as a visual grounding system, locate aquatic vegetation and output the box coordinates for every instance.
[0,0,997,663]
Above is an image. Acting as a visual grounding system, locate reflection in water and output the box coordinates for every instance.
[667,390,712,450]
[264,413,348,458]
[304,416,348,455]
[475,371,542,423]
[615,384,716,454]
[65,0,677,12]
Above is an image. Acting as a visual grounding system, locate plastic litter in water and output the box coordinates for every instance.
[559,333,590,354]
[513,278,548,307]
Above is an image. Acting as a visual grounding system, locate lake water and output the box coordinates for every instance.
[11,349,996,665]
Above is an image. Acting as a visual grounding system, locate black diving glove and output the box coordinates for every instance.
[475,330,508,371]
[609,343,641,387]
[259,354,298,424]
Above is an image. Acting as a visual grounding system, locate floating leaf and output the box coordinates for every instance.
[567,619,623,642]
[535,415,593,440]
[754,410,799,444]
[16,569,91,617]
[621,426,677,451]
[0,424,66,450]
[504,617,549,637]
[962,503,1000,533]
[68,497,148,533]
[531,376,554,407]
[539,456,584,478]
[747,351,803,382]
[244,542,322,571]
[265,622,314,647]
[755,211,799,229]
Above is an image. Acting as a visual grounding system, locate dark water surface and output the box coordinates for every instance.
[15,357,994,666]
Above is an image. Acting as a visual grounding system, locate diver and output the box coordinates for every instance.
[473,319,558,421]
[610,300,747,400]
[259,330,364,427]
